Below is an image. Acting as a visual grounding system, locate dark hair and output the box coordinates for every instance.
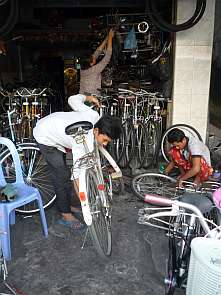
[167,128,185,143]
[94,114,122,140]
[80,52,95,70]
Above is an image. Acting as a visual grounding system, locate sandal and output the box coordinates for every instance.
[57,218,85,230]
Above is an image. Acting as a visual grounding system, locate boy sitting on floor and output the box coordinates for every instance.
[164,128,213,187]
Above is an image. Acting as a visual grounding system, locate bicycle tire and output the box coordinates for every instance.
[132,173,180,201]
[165,236,177,295]
[118,120,135,168]
[107,125,126,163]
[130,121,148,169]
[143,120,161,169]
[86,168,112,258]
[0,143,56,214]
[161,124,202,163]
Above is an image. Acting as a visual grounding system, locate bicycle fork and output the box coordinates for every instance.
[178,214,196,284]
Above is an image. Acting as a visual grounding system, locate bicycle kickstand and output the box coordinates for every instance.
[81,227,89,250]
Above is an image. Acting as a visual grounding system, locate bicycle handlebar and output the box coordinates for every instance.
[144,194,211,235]
[16,87,48,97]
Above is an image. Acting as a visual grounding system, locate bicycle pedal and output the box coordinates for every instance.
[138,208,146,216]
[137,216,147,224]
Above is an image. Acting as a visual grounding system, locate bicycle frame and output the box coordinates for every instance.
[143,194,212,234]
[140,194,221,293]
[70,127,122,226]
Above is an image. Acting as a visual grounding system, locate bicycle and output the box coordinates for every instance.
[138,192,221,295]
[65,120,122,258]
[132,172,221,201]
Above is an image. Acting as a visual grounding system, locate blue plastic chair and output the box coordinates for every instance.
[0,137,48,260]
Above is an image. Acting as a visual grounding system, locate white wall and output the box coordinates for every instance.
[172,0,216,141]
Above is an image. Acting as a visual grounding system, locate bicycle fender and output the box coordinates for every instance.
[79,169,92,226]
[98,145,122,178]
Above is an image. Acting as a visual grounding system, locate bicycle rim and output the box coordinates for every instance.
[86,169,112,258]
[132,173,180,201]
[0,143,56,214]
[161,124,202,163]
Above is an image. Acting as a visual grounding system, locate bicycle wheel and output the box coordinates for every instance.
[161,124,202,163]
[132,173,181,201]
[130,121,148,169]
[107,125,126,163]
[0,143,56,214]
[126,120,135,166]
[143,120,161,168]
[165,236,177,295]
[86,168,112,258]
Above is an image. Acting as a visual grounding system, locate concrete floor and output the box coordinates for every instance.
[1,181,185,295]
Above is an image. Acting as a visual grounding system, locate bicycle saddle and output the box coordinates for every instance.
[65,121,93,136]
[179,192,213,214]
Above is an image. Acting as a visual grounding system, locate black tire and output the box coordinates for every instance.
[165,236,177,295]
[0,143,56,214]
[143,120,161,168]
[161,124,202,163]
[130,121,148,169]
[132,172,179,201]
[86,169,112,258]
[118,120,135,168]
[165,213,189,294]
[107,125,126,163]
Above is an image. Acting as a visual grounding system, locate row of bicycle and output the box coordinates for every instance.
[0,86,167,168]
[97,88,167,169]
[0,87,54,142]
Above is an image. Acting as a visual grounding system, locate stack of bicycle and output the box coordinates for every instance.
[0,86,57,216]
[96,87,167,170]
[0,87,53,142]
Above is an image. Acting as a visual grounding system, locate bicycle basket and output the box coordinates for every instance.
[187,237,221,295]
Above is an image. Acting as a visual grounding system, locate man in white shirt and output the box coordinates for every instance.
[164,128,213,187]
[33,94,122,230]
